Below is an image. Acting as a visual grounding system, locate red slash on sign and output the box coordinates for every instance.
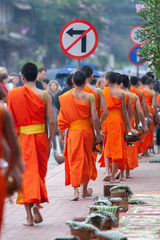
[59,19,98,59]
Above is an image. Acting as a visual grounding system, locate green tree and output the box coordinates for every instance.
[137,0,160,78]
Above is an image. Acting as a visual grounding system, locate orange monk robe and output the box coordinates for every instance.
[143,89,154,148]
[0,106,6,233]
[58,92,94,187]
[126,96,138,170]
[7,86,49,204]
[102,87,127,170]
[157,94,160,104]
[99,91,128,170]
[138,86,144,91]
[83,85,99,181]
[130,86,147,153]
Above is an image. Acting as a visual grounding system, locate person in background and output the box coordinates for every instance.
[36,67,47,90]
[0,67,8,75]
[7,72,20,90]
[0,73,8,94]
[47,80,62,153]
[96,78,104,89]
[0,87,7,105]
[55,73,74,111]
[42,79,50,90]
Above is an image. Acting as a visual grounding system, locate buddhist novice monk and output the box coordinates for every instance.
[130,76,152,155]
[58,71,102,200]
[0,105,23,234]
[7,63,55,226]
[142,79,158,155]
[139,75,149,91]
[102,71,137,183]
[120,75,148,178]
[80,65,108,181]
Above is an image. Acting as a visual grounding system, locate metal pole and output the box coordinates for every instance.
[77,59,81,71]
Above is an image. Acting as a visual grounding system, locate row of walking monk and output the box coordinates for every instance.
[0,62,159,230]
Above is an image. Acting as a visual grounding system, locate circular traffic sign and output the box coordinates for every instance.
[129,25,147,45]
[59,19,98,59]
[128,46,145,66]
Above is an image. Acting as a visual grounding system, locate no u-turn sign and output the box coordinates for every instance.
[59,19,98,59]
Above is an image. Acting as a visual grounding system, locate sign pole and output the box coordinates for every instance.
[137,65,139,77]
[77,59,81,71]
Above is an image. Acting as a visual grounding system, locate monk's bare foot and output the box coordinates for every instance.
[126,176,133,179]
[23,218,34,226]
[141,152,151,158]
[81,188,93,198]
[120,176,126,181]
[70,193,79,201]
[103,174,111,181]
[33,206,43,224]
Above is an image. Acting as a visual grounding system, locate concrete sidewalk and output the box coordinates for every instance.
[1,156,160,240]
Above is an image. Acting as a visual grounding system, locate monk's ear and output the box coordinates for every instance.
[72,79,74,85]
[120,83,123,88]
[21,74,25,84]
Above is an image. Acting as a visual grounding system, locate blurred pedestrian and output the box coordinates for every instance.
[7,72,20,90]
[0,67,8,75]
[47,80,62,153]
[42,78,50,90]
[0,87,7,105]
[96,78,104,89]
[36,67,47,90]
[55,73,74,111]
[0,73,8,94]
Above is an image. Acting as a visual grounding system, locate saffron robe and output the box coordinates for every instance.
[83,85,99,181]
[0,106,6,233]
[7,86,49,204]
[58,92,94,187]
[130,86,147,153]
[143,89,154,148]
[102,87,127,169]
[126,95,138,170]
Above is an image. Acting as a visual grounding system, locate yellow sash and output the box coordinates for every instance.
[19,124,45,135]
[70,118,91,130]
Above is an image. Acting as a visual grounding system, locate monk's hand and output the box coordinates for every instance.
[142,125,148,135]
[16,158,25,174]
[95,134,103,144]
[60,132,65,143]
[147,117,152,124]
[48,140,52,153]
[130,128,138,136]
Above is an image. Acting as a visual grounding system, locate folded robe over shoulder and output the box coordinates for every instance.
[7,86,49,204]
[58,92,94,187]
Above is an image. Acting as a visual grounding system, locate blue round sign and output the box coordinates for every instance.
[128,46,145,66]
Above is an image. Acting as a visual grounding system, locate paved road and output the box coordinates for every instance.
[1,155,160,240]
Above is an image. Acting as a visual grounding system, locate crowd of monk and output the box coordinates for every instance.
[0,63,160,232]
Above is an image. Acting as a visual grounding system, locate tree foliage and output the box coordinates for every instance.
[137,0,160,77]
